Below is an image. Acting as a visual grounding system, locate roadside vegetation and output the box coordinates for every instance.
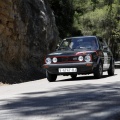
[48,0,120,60]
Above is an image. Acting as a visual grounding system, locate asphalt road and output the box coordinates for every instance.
[0,69,120,120]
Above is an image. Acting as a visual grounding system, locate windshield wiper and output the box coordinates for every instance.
[58,47,73,51]
[75,46,86,49]
[86,46,92,50]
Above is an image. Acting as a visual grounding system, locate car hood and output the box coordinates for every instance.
[48,50,96,56]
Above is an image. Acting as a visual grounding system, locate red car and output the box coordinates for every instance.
[43,36,115,82]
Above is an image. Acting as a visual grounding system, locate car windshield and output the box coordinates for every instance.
[58,37,98,51]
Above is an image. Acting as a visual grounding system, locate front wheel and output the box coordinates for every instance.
[93,62,103,79]
[46,71,57,82]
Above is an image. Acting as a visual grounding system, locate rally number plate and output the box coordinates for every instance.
[59,68,77,73]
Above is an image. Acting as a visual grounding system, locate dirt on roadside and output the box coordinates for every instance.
[0,83,8,86]
[0,69,45,85]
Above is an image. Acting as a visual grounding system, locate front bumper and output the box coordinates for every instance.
[43,62,97,75]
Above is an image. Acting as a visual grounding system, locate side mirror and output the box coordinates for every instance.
[103,46,108,51]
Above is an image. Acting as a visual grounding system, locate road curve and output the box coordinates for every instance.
[0,69,120,120]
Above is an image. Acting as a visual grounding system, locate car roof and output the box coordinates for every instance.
[64,36,98,40]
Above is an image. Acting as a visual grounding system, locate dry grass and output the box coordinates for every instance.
[0,82,8,86]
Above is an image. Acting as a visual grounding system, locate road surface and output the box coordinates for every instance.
[0,69,120,120]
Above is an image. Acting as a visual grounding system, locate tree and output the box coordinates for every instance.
[48,0,75,38]
[73,0,120,59]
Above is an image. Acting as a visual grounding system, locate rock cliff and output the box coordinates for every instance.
[0,0,59,83]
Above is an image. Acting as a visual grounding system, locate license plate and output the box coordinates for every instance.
[59,68,77,73]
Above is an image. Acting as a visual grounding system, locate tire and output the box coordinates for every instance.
[108,61,114,76]
[46,71,57,82]
[94,62,103,79]
[70,74,77,79]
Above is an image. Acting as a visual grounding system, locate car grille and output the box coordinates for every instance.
[57,56,78,63]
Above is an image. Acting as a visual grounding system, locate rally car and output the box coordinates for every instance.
[43,36,115,82]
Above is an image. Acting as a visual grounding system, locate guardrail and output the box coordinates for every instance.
[115,61,120,68]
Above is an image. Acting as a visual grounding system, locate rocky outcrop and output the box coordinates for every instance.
[0,0,59,83]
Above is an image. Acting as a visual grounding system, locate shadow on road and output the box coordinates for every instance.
[1,78,120,120]
[57,74,117,82]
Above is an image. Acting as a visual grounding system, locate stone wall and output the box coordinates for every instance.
[0,0,59,83]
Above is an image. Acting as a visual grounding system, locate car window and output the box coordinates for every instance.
[98,37,108,50]
[58,39,72,50]
[58,37,98,51]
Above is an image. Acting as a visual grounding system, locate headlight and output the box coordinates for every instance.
[53,57,57,63]
[78,56,83,61]
[45,57,52,64]
[85,55,91,62]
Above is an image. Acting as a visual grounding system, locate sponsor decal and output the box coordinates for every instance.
[103,52,109,68]
[76,52,86,55]
[75,51,95,55]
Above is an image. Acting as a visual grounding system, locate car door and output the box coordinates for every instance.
[102,40,111,70]
[98,38,110,70]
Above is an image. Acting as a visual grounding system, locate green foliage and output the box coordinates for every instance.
[73,0,120,59]
[48,0,120,59]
